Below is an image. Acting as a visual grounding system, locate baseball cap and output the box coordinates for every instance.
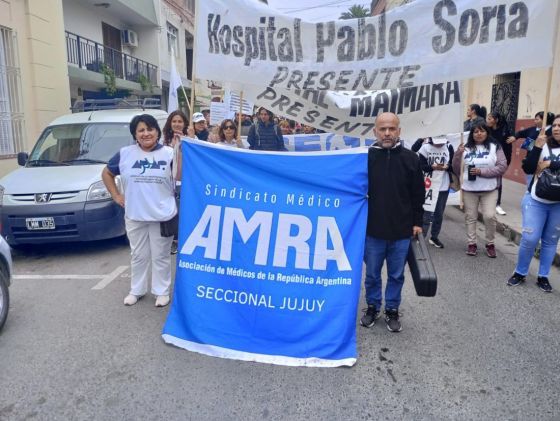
[192,112,205,123]
[432,136,448,145]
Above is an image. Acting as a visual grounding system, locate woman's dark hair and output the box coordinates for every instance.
[546,116,560,149]
[470,104,487,119]
[466,122,497,150]
[218,119,238,141]
[535,111,555,126]
[130,114,161,140]
[257,107,274,120]
[162,110,189,145]
[487,111,509,131]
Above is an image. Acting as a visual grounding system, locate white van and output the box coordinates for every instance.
[0,107,168,246]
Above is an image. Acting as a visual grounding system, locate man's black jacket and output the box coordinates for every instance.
[367,143,425,240]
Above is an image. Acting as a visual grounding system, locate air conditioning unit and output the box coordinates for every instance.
[121,29,138,48]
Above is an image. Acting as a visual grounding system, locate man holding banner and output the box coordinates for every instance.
[361,113,425,332]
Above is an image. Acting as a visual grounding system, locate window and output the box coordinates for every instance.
[0,26,25,157]
[29,123,132,165]
[185,32,193,80]
[167,22,178,56]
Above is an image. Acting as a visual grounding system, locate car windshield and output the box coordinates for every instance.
[27,123,132,166]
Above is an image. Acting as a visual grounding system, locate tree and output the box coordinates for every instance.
[339,4,370,19]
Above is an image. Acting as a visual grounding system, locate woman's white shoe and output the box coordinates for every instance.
[124,294,140,306]
[155,295,170,307]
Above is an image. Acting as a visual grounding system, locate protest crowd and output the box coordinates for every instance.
[102,101,560,334]
[91,0,560,368]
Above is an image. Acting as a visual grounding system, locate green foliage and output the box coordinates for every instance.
[178,87,191,113]
[100,63,117,96]
[339,4,370,19]
[137,74,153,93]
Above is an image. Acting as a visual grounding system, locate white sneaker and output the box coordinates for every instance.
[155,295,170,307]
[496,206,507,215]
[124,294,140,306]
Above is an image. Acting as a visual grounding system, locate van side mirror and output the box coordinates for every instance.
[17,152,28,166]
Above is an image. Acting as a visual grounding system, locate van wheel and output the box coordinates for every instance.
[0,270,9,331]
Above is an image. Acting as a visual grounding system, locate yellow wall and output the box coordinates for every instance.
[465,25,560,121]
[0,0,70,178]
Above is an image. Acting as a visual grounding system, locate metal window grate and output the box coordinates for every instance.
[491,72,521,130]
[493,72,521,85]
[0,26,25,156]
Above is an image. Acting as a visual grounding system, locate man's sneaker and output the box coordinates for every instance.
[486,243,497,258]
[384,309,402,332]
[429,237,444,248]
[466,244,477,256]
[360,305,380,327]
[536,277,553,293]
[496,205,507,215]
[507,272,526,287]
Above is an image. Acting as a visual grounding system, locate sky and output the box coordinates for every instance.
[266,0,372,22]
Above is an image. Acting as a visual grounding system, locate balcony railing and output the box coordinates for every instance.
[65,31,158,87]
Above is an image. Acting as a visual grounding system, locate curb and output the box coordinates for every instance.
[454,206,560,267]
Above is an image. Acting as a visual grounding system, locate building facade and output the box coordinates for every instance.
[159,0,195,113]
[0,0,70,176]
[0,0,197,178]
[62,0,162,104]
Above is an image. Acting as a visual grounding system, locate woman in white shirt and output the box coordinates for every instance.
[102,114,176,307]
[507,116,560,292]
[216,119,244,148]
[452,123,507,258]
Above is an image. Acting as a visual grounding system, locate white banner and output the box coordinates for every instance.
[244,82,463,139]
[225,91,255,116]
[196,0,556,91]
[167,53,182,113]
[209,102,228,125]
[423,170,443,212]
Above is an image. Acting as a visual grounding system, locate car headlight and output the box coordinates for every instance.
[87,178,122,202]
[0,184,4,207]
[87,180,112,201]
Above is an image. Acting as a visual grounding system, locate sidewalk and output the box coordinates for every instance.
[471,178,560,266]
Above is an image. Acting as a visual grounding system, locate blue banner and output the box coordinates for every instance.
[162,140,368,367]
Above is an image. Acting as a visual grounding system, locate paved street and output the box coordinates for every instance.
[1,206,560,420]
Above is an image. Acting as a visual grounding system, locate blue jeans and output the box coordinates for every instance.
[363,236,410,310]
[423,190,449,239]
[514,194,560,277]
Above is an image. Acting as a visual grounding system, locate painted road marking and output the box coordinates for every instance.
[91,265,129,290]
[13,274,104,280]
[13,266,130,291]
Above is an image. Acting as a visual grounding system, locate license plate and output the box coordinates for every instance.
[25,217,56,230]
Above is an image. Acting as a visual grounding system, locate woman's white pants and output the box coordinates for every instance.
[125,218,173,296]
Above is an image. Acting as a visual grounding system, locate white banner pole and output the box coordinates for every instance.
[541,3,560,131]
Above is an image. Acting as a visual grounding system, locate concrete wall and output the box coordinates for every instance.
[62,0,159,67]
[0,0,71,178]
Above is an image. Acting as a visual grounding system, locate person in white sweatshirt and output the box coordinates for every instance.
[452,122,507,258]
